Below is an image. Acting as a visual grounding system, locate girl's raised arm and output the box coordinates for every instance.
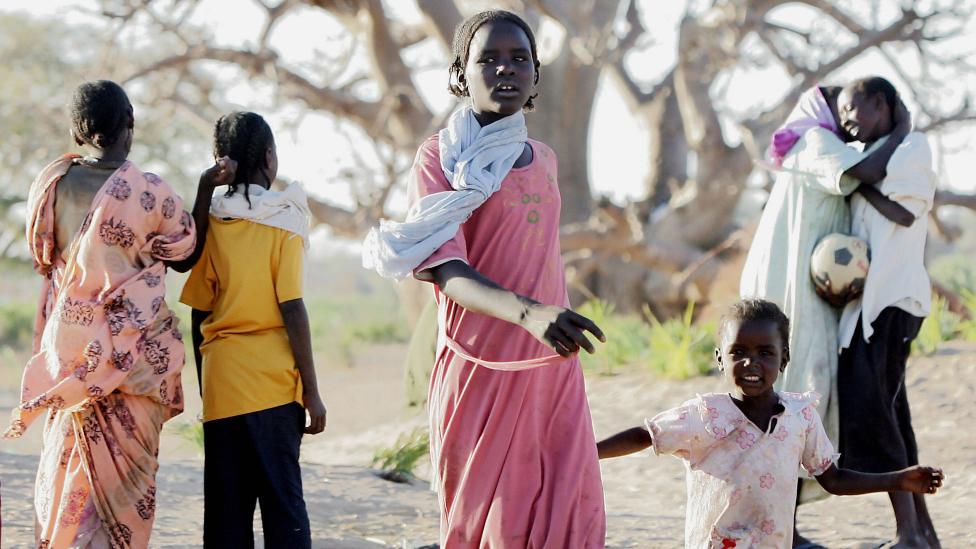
[167,157,236,273]
[429,259,605,358]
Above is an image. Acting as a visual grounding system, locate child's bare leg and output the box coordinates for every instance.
[913,493,941,549]
[887,491,930,549]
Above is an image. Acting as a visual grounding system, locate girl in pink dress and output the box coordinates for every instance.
[362,10,607,549]
[597,299,944,549]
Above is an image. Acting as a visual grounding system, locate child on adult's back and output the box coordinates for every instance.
[597,299,944,549]
[180,112,326,549]
[363,10,607,549]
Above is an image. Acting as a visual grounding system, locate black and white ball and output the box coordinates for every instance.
[810,233,870,302]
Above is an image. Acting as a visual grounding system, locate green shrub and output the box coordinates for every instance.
[911,295,976,356]
[371,427,430,483]
[577,300,651,376]
[0,301,35,348]
[929,253,976,295]
[171,419,205,454]
[645,302,715,378]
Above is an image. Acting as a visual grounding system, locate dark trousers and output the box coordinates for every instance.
[203,402,311,549]
[837,307,923,473]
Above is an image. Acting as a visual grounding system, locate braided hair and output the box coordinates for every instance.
[213,112,274,207]
[68,80,132,149]
[447,10,540,110]
[719,298,791,356]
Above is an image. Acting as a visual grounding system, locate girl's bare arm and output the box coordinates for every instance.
[428,259,605,357]
[815,463,944,496]
[279,298,327,434]
[167,158,236,273]
[597,427,653,459]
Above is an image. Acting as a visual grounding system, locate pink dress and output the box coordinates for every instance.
[647,391,838,549]
[5,155,192,548]
[412,137,606,548]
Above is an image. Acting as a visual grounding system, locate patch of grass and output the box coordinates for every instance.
[371,427,429,483]
[912,295,976,356]
[577,300,651,376]
[929,253,976,295]
[645,302,715,379]
[577,299,714,378]
[171,419,205,454]
[0,300,35,348]
[303,293,411,367]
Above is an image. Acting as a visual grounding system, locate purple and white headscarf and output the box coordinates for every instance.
[766,86,840,167]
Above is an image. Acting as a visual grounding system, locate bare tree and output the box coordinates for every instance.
[67,0,976,316]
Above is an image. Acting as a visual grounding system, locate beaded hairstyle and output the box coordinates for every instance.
[213,112,274,207]
[68,80,132,149]
[719,298,792,356]
[447,10,541,110]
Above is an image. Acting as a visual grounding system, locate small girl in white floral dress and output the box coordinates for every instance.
[597,298,944,549]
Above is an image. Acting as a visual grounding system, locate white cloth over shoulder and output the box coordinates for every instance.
[839,132,935,347]
[209,182,312,248]
[361,105,527,280]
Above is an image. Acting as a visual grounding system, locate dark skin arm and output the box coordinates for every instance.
[428,260,605,357]
[853,183,915,227]
[842,98,911,185]
[190,308,209,399]
[597,426,653,459]
[167,157,237,273]
[279,298,327,434]
[815,463,944,496]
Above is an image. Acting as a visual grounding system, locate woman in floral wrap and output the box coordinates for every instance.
[3,80,232,549]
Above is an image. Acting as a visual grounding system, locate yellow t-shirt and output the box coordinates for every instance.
[180,216,305,422]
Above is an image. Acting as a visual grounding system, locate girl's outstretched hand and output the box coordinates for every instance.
[520,303,606,357]
[899,466,944,494]
[200,156,237,189]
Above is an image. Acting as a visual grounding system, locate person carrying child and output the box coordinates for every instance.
[740,82,917,547]
[835,76,941,549]
[179,112,327,549]
[597,298,944,549]
[3,80,233,548]
[362,10,607,549]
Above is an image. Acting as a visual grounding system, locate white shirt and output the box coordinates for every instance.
[839,132,935,347]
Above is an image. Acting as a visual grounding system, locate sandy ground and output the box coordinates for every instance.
[2,340,974,548]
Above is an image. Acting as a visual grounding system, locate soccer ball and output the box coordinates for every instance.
[810,233,870,303]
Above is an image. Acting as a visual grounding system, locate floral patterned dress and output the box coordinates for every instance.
[646,391,838,549]
[4,155,193,548]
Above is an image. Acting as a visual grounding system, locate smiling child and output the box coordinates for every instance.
[597,298,944,549]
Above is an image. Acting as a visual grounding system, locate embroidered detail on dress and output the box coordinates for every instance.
[161,197,176,219]
[144,339,170,375]
[110,350,134,371]
[140,191,156,212]
[105,177,131,201]
[99,218,136,248]
[136,486,156,520]
[57,297,95,326]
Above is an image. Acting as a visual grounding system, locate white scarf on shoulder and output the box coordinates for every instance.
[210,182,311,248]
[362,104,527,280]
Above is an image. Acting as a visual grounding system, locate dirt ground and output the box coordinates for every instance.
[2,340,974,548]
